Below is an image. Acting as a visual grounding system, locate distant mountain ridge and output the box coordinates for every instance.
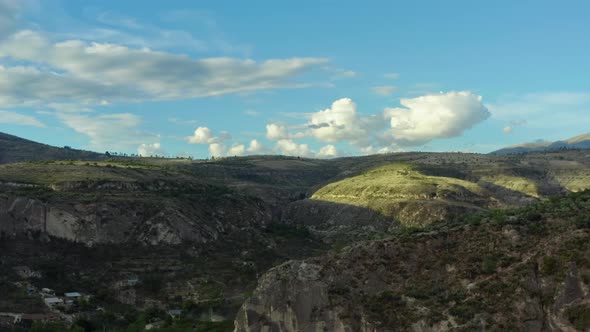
[493,132,590,154]
[0,131,105,164]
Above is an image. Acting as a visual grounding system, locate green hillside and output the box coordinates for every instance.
[311,163,487,226]
[311,154,590,226]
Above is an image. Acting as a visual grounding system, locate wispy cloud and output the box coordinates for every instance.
[487,92,590,131]
[407,82,440,95]
[48,104,158,151]
[0,110,46,127]
[243,109,261,117]
[325,66,357,81]
[0,30,330,106]
[383,72,399,79]
[372,85,397,96]
[0,0,29,39]
[168,117,199,125]
[90,11,209,53]
[158,9,252,55]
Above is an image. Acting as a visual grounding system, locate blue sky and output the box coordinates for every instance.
[0,0,589,158]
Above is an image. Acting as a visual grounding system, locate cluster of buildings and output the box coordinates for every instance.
[2,268,194,330]
[42,289,83,308]
[0,285,86,329]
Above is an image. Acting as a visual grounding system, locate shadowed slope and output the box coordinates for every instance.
[0,132,106,164]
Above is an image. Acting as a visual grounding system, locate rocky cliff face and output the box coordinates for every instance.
[235,191,590,331]
[234,260,378,332]
[2,149,590,246]
[280,199,396,243]
[0,192,271,246]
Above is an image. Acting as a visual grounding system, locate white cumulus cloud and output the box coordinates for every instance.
[209,143,225,158]
[384,91,490,146]
[307,98,379,145]
[317,144,339,158]
[227,144,245,156]
[266,123,289,140]
[247,139,264,153]
[263,92,490,154]
[274,139,311,157]
[186,127,218,144]
[138,142,166,156]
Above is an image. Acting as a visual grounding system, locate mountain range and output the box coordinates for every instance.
[493,132,590,154]
[1,131,590,331]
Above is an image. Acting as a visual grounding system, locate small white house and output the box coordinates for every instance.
[167,309,182,318]
[41,288,55,296]
[127,277,139,286]
[64,292,82,305]
[145,320,164,330]
[44,297,63,307]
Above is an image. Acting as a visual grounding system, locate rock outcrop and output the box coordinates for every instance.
[0,194,271,246]
[236,191,590,331]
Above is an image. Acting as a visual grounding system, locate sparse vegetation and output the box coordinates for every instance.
[480,174,539,197]
[242,189,590,331]
[565,304,590,331]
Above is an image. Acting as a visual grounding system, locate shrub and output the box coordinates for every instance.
[449,299,482,323]
[489,210,507,224]
[361,290,413,328]
[565,304,590,330]
[482,256,498,274]
[541,256,559,276]
[195,320,235,332]
[523,210,542,222]
[141,273,164,294]
[575,216,590,229]
[328,285,350,296]
[30,321,72,332]
[266,224,311,239]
